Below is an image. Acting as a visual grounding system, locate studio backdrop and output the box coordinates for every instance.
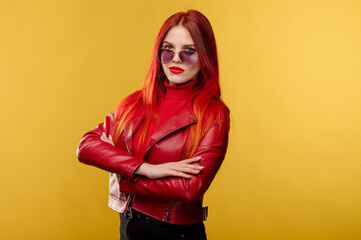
[1,0,361,239]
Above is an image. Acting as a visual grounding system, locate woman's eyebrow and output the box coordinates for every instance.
[162,41,173,45]
[183,44,196,47]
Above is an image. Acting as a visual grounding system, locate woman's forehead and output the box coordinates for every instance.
[163,25,195,46]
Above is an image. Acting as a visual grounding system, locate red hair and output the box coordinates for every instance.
[114,10,229,157]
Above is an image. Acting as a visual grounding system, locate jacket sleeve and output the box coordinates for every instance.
[76,113,145,179]
[117,113,230,202]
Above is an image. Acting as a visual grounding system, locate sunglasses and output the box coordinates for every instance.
[157,48,198,66]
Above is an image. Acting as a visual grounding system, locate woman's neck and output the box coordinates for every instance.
[164,79,197,100]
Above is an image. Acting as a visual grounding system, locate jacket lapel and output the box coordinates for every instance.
[145,106,197,155]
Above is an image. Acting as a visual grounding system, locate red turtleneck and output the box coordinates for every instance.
[132,80,197,158]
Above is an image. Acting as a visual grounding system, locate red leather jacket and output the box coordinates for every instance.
[77,102,230,224]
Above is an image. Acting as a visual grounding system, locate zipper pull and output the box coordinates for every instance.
[163,211,170,222]
[126,205,133,219]
[125,195,134,219]
[202,206,208,221]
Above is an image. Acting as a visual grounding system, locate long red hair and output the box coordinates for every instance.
[114,10,229,157]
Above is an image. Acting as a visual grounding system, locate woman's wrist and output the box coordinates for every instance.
[134,163,150,177]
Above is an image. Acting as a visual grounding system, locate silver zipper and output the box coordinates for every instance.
[125,194,135,219]
[202,206,208,221]
[163,200,173,222]
[162,131,190,222]
[123,127,135,219]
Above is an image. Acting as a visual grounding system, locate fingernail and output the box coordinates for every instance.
[199,166,204,169]
[196,157,202,159]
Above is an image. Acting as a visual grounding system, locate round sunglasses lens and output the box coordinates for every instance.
[158,49,174,64]
[179,51,198,65]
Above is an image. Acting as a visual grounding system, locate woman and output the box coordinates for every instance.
[77,10,230,240]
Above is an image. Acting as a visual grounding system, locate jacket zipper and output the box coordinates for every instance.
[124,128,135,219]
[163,131,191,222]
[125,194,135,218]
[163,129,194,222]
[163,200,173,222]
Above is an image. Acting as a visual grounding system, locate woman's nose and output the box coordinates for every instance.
[172,52,182,63]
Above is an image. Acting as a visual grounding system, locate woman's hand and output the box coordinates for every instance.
[100,133,203,179]
[135,157,204,179]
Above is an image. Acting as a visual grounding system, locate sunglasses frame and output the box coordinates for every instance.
[157,48,198,66]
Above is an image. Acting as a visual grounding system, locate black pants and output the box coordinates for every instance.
[120,210,207,240]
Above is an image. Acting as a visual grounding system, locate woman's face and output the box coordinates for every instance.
[160,25,201,86]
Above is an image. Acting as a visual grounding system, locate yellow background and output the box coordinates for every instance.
[1,0,361,239]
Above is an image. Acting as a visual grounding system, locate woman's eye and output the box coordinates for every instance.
[163,45,173,49]
[186,47,196,52]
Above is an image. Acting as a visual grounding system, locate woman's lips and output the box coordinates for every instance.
[169,66,184,74]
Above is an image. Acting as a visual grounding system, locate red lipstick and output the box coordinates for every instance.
[169,66,184,74]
